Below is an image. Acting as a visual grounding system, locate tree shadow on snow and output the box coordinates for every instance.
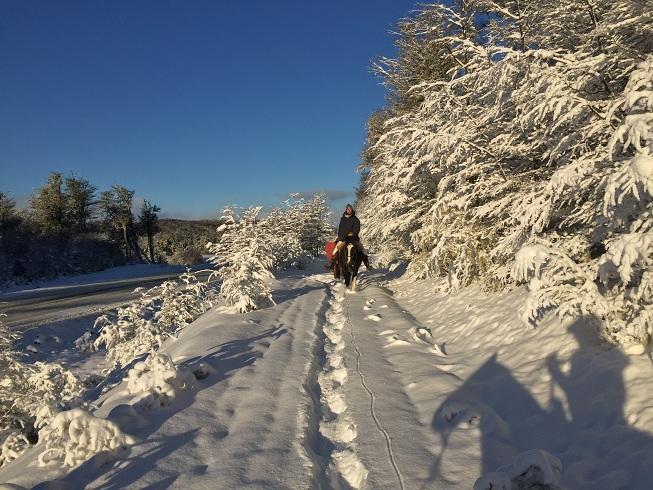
[428,317,653,489]
[35,327,287,489]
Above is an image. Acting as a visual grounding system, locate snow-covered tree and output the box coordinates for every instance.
[516,55,653,345]
[206,196,331,312]
[298,194,333,257]
[207,207,276,313]
[357,1,653,343]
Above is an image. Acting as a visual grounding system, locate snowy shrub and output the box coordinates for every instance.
[94,271,216,368]
[26,362,84,430]
[153,271,216,331]
[125,353,193,409]
[207,197,331,312]
[0,431,29,466]
[38,408,134,467]
[93,301,158,369]
[1,316,83,466]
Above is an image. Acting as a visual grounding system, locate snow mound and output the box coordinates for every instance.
[125,353,194,409]
[474,449,562,490]
[38,408,134,467]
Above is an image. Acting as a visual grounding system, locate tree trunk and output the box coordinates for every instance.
[148,231,155,263]
[122,225,130,259]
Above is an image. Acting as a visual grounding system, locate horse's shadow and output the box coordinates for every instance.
[428,317,653,488]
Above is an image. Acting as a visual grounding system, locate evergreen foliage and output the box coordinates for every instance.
[357,1,653,344]
[207,194,333,312]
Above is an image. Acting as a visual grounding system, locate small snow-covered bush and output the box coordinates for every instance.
[93,301,157,369]
[94,271,216,368]
[74,331,96,352]
[26,362,84,430]
[38,408,134,467]
[1,316,83,465]
[153,271,216,332]
[125,353,193,409]
[0,432,28,466]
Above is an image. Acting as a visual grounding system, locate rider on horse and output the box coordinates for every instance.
[329,204,370,269]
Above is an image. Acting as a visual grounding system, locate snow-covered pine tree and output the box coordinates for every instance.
[298,194,333,257]
[207,207,276,313]
[261,202,304,269]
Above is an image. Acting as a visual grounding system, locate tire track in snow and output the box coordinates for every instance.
[345,299,407,490]
[317,282,368,489]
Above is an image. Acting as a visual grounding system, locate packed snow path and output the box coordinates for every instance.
[4,265,653,488]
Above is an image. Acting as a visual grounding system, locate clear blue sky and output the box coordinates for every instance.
[1,0,417,218]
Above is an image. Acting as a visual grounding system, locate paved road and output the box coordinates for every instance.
[0,270,214,331]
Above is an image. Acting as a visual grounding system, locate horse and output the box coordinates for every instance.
[332,236,363,290]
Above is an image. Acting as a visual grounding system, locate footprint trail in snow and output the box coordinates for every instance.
[317,282,368,489]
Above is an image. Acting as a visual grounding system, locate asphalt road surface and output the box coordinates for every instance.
[0,270,214,331]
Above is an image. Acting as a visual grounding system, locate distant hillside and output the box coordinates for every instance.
[150,219,220,264]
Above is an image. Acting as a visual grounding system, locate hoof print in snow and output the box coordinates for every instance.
[189,361,215,381]
[442,400,473,424]
[432,343,447,356]
[84,373,104,388]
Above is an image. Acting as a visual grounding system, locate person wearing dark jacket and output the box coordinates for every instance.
[330,204,370,268]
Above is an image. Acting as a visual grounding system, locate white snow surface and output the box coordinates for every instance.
[2,262,653,488]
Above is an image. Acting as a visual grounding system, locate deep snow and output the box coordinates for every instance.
[2,261,653,488]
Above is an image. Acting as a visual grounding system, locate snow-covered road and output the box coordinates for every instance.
[3,264,653,489]
[0,267,213,331]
